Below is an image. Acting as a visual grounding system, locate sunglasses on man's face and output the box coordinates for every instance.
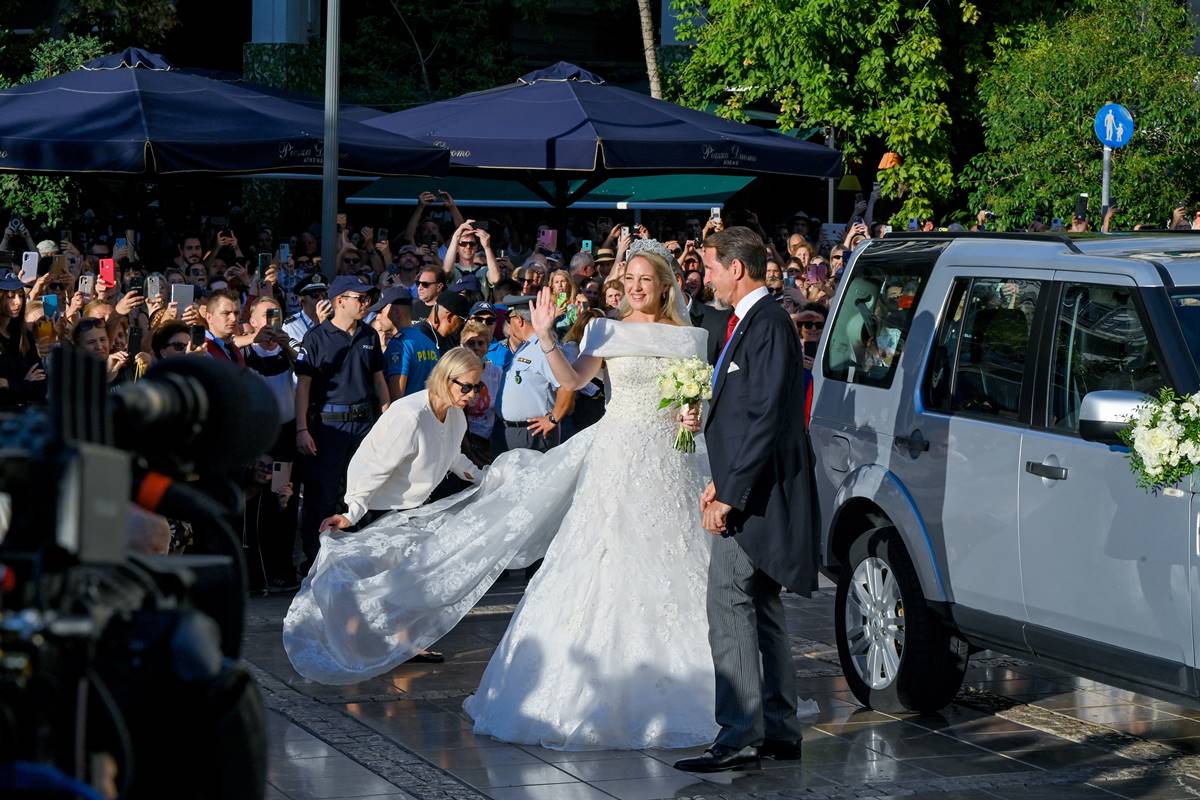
[342,258,362,266]
[472,315,496,325]
[798,320,824,330]
[451,378,485,395]
[418,280,439,288]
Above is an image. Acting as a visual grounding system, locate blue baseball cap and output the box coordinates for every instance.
[329,275,368,300]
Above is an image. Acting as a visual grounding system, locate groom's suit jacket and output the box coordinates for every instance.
[705,292,819,594]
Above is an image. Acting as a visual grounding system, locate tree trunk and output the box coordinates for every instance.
[637,0,662,99]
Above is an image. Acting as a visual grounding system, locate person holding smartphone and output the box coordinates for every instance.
[0,271,46,410]
[792,301,828,424]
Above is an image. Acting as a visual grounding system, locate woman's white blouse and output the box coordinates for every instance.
[342,390,477,524]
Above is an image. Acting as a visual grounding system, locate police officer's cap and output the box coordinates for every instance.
[298,275,329,295]
[499,294,537,312]
[368,285,413,313]
[329,275,369,300]
[436,291,472,320]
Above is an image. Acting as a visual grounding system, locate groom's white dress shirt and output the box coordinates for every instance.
[342,389,477,525]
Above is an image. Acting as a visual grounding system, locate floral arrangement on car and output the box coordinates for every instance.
[657,357,713,453]
[1120,388,1200,492]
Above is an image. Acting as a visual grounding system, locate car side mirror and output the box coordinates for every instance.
[1078,390,1149,446]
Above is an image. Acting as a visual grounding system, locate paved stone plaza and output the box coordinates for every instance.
[245,575,1200,800]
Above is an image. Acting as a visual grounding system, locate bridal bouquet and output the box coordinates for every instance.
[1120,388,1200,492]
[657,357,714,453]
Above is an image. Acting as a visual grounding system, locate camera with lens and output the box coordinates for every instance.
[0,348,280,799]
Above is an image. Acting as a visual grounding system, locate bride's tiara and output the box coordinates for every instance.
[627,239,681,273]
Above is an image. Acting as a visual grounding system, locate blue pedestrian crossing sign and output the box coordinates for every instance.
[1094,103,1134,149]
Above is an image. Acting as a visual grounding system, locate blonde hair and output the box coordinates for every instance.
[460,319,492,344]
[616,251,689,326]
[548,268,577,302]
[426,347,483,410]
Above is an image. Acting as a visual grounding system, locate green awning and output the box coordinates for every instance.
[346,174,754,211]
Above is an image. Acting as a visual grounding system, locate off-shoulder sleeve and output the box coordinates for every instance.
[578,318,612,358]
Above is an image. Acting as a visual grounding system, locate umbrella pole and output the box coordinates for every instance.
[319,0,342,280]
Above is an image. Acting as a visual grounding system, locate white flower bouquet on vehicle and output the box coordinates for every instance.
[1120,388,1200,492]
[657,357,713,453]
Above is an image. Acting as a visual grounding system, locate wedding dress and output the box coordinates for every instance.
[283,319,720,749]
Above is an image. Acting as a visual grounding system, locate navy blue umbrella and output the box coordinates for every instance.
[0,48,448,177]
[363,62,841,200]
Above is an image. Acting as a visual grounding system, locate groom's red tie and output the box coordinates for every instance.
[722,313,740,350]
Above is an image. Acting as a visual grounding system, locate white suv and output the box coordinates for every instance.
[810,232,1200,712]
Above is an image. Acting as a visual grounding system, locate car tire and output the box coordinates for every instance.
[835,525,967,713]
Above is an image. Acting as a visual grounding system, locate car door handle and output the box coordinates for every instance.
[894,431,930,455]
[1026,461,1068,480]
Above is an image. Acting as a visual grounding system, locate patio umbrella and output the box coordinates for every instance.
[0,48,448,178]
[362,61,841,206]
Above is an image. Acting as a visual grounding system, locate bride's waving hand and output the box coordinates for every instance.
[530,286,603,390]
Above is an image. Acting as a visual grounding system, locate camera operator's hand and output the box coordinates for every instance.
[297,429,317,456]
[115,290,145,317]
[319,514,352,533]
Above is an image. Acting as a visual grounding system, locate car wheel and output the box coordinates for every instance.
[835,525,967,713]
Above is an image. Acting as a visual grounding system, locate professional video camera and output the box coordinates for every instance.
[0,347,281,799]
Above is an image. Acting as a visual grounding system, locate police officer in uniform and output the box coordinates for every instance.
[294,275,389,573]
[496,294,573,452]
[283,276,330,350]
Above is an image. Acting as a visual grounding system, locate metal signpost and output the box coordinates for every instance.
[1093,102,1134,219]
[320,0,341,279]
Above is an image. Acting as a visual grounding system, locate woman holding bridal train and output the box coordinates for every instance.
[284,241,721,750]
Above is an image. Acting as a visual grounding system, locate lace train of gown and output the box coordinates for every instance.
[283,321,721,749]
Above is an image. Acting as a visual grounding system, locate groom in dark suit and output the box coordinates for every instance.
[676,226,818,773]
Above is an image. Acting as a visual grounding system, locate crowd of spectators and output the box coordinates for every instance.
[0,189,884,592]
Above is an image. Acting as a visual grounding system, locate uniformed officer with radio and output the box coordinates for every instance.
[283,276,331,350]
[294,275,389,574]
[496,294,573,453]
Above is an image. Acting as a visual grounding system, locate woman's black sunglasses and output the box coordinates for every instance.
[451,378,485,394]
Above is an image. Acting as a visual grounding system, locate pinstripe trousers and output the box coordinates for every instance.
[707,533,804,749]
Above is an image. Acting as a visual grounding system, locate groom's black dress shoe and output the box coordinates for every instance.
[673,745,761,773]
[760,739,802,761]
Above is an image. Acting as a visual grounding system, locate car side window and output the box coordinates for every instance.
[1048,283,1164,433]
[924,278,1042,422]
[824,261,930,389]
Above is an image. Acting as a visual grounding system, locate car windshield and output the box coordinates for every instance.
[1171,290,1200,367]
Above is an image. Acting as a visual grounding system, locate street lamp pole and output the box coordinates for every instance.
[320,0,341,279]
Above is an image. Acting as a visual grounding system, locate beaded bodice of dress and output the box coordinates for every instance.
[601,356,678,439]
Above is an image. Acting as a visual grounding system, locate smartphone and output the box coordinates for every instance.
[582,239,593,253]
[267,307,282,330]
[171,283,195,317]
[189,325,207,349]
[1075,193,1089,220]
[377,227,389,243]
[99,258,116,285]
[127,275,145,297]
[499,248,506,260]
[127,322,143,355]
[20,251,38,283]
[34,318,55,342]
[556,291,568,308]
[803,340,819,358]
[146,273,163,300]
[880,225,893,236]
[41,294,60,321]
[620,226,631,239]
[115,237,127,252]
[61,229,72,244]
[271,461,293,494]
[78,273,96,297]
[279,243,290,263]
[907,218,919,231]
[710,207,722,221]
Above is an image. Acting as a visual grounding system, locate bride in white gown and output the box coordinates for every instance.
[284,244,720,750]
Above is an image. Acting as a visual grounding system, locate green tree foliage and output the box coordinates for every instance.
[54,0,178,46]
[963,0,1200,230]
[0,34,109,226]
[669,0,1072,222]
